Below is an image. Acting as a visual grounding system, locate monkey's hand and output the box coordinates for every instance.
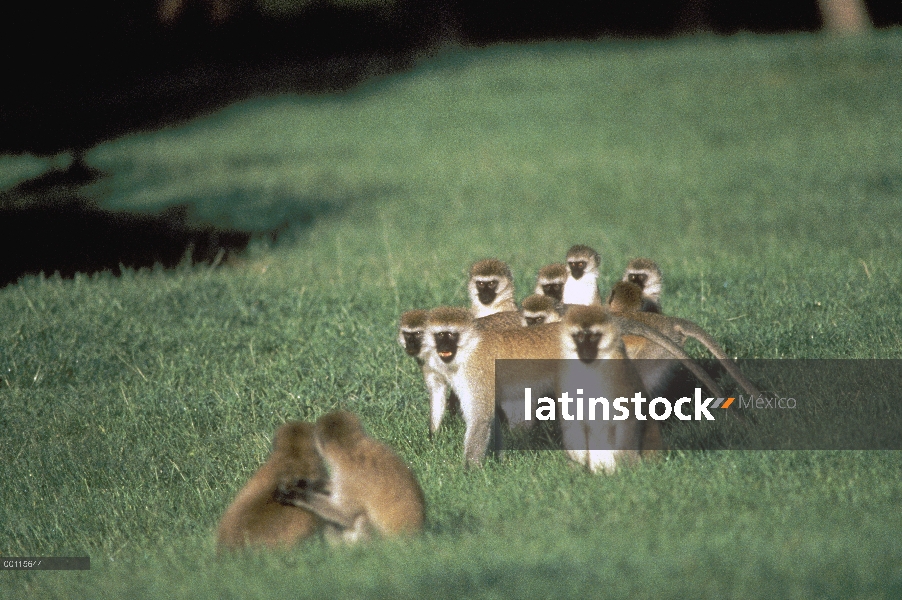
[274,477,328,505]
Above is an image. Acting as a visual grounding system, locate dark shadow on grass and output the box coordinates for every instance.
[0,160,346,288]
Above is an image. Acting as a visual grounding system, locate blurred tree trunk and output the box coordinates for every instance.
[817,0,872,34]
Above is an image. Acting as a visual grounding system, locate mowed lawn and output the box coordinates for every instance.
[2,31,901,598]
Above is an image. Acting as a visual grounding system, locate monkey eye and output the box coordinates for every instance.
[628,273,648,286]
[573,330,602,345]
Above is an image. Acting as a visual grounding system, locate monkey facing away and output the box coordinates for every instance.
[621,258,664,313]
[276,411,426,544]
[216,421,327,551]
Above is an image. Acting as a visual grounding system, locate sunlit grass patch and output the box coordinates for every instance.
[2,31,902,598]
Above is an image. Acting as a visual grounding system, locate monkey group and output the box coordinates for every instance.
[217,411,425,551]
[216,244,759,551]
[399,245,760,472]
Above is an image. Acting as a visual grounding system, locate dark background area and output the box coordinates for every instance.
[3,0,900,157]
[1,0,899,287]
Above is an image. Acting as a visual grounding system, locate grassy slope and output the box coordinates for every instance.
[2,31,901,598]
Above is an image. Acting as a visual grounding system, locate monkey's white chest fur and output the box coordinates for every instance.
[562,274,600,305]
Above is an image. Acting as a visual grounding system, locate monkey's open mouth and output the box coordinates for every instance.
[438,350,456,362]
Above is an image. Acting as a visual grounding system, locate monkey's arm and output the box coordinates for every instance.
[613,316,725,398]
[276,488,358,530]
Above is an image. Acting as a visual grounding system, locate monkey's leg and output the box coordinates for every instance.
[460,390,494,467]
[425,370,449,437]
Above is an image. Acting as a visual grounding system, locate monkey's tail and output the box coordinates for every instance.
[676,318,761,400]
[617,317,725,399]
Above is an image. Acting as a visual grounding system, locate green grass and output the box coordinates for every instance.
[2,31,902,598]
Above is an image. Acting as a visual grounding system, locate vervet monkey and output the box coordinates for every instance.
[398,309,430,365]
[607,280,646,314]
[398,310,461,434]
[622,258,663,313]
[216,421,326,551]
[424,305,718,465]
[562,245,602,306]
[608,281,760,399]
[276,411,425,544]
[476,310,525,330]
[401,306,519,437]
[398,305,535,437]
[534,263,568,302]
[468,259,517,318]
[558,305,660,473]
[520,294,563,326]
[424,306,560,465]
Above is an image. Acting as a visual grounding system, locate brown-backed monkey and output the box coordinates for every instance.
[216,421,326,551]
[276,411,425,544]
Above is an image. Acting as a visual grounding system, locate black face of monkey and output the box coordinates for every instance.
[433,331,460,363]
[524,315,545,326]
[572,329,603,363]
[541,283,563,301]
[402,331,423,356]
[627,272,648,288]
[568,261,587,280]
[474,279,499,305]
